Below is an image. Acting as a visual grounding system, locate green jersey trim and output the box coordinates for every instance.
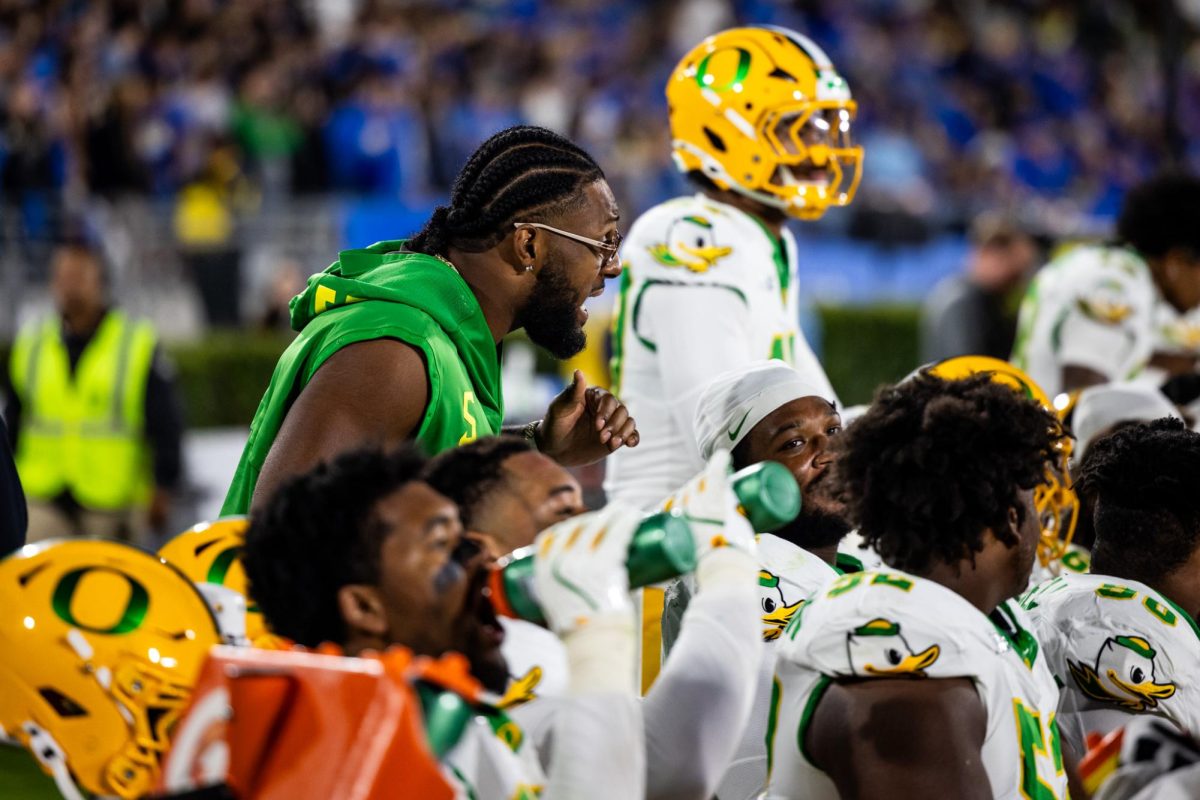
[449,765,480,800]
[608,265,633,394]
[990,601,1040,669]
[765,675,782,780]
[834,553,864,574]
[797,675,833,767]
[743,211,789,298]
[1161,594,1200,643]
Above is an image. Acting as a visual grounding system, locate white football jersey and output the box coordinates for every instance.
[1022,573,1200,753]
[1012,246,1158,398]
[444,707,545,800]
[765,569,1067,800]
[605,193,837,509]
[714,533,839,800]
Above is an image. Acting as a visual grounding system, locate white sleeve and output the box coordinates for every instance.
[641,548,763,800]
[542,616,646,800]
[639,284,755,462]
[1057,272,1155,381]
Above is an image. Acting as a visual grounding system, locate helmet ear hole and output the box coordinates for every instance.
[702,127,727,153]
[38,687,88,717]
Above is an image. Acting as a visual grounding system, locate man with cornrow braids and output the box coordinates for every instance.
[224,126,637,514]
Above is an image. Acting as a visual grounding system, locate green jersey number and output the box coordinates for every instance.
[1013,699,1064,800]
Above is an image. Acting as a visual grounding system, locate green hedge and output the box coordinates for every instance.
[0,305,920,428]
[170,332,292,428]
[818,304,920,406]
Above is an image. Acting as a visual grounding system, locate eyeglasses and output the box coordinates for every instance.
[513,222,622,268]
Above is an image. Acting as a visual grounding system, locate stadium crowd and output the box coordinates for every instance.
[1,0,1197,227]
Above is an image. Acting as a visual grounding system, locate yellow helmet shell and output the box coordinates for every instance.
[927,356,1055,409]
[667,26,863,220]
[0,539,220,799]
[927,356,1080,566]
[159,517,270,643]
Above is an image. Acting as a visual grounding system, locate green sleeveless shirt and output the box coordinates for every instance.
[222,241,503,515]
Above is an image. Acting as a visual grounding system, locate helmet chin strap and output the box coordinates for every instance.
[21,721,87,800]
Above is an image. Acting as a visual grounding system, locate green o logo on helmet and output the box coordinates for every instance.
[52,567,150,635]
[695,48,752,92]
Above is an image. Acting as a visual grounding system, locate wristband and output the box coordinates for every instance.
[522,419,542,451]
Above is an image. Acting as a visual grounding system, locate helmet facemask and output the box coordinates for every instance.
[667,27,864,221]
[761,102,863,220]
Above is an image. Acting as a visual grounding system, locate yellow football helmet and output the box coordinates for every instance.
[927,356,1080,566]
[667,26,863,220]
[0,539,220,799]
[160,517,275,646]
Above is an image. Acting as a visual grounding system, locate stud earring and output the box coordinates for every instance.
[525,264,534,273]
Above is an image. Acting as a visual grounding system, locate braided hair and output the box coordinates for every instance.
[1077,417,1200,586]
[409,126,605,256]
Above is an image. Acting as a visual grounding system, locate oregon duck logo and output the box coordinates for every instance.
[1068,635,1176,712]
[1162,319,1200,350]
[648,216,733,273]
[759,569,802,642]
[497,666,543,710]
[1076,295,1132,325]
[846,618,940,677]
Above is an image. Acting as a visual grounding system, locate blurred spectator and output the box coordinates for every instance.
[173,139,254,327]
[920,214,1038,363]
[258,257,305,333]
[4,240,184,544]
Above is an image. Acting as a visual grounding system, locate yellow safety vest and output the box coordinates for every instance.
[10,311,157,510]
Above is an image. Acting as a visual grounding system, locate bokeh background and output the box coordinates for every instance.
[3,0,1199,519]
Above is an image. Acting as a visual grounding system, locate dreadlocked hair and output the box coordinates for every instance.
[423,435,532,529]
[408,125,604,256]
[242,446,428,648]
[835,373,1061,574]
[1076,417,1200,586]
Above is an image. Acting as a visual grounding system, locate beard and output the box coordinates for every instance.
[466,645,511,695]
[518,256,586,359]
[772,503,852,553]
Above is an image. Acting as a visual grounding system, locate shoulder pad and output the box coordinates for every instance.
[778,570,1000,681]
[756,534,837,642]
[625,197,761,282]
[1024,574,1198,711]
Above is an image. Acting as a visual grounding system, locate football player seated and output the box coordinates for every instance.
[427,435,763,800]
[1023,418,1200,756]
[1066,383,1183,558]
[1012,172,1200,398]
[424,435,585,559]
[241,445,645,800]
[0,539,222,800]
[764,372,1074,800]
[928,355,1082,584]
[680,359,850,799]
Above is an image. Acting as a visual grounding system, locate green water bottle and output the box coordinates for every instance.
[416,683,474,759]
[732,461,802,532]
[488,510,695,625]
